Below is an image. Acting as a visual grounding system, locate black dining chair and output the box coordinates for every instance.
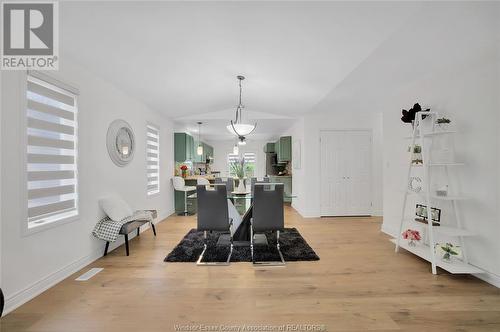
[250,177,270,202]
[250,183,285,266]
[215,177,234,195]
[196,184,234,265]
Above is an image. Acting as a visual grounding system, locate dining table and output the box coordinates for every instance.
[187,190,297,246]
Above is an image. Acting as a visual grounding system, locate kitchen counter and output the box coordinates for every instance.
[268,175,293,202]
[181,175,216,181]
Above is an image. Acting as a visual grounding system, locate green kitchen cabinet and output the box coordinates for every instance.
[187,134,194,161]
[277,136,292,162]
[264,142,275,153]
[200,143,208,162]
[205,144,214,160]
[175,132,195,162]
[175,132,214,163]
[201,142,213,162]
[269,176,293,203]
[174,179,197,214]
[193,139,204,163]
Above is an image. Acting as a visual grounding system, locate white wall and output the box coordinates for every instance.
[283,118,306,215]
[206,139,268,179]
[0,69,3,307]
[310,2,500,284]
[381,57,500,280]
[1,57,174,314]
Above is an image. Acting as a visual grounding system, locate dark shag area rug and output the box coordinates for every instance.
[164,228,320,263]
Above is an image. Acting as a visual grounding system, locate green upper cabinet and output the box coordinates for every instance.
[277,136,292,162]
[264,142,275,153]
[205,144,214,160]
[200,142,213,163]
[175,132,214,163]
[187,134,194,161]
[175,132,195,162]
[193,139,204,163]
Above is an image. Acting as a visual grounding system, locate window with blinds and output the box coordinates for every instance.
[146,124,160,195]
[26,74,79,227]
[227,152,256,177]
[243,152,256,163]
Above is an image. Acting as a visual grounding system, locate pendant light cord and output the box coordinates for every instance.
[235,77,243,123]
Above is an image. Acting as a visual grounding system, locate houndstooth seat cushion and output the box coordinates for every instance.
[93,210,157,242]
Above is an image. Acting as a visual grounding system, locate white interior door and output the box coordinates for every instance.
[320,130,372,216]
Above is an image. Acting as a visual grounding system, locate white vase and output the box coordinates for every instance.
[419,116,434,134]
[237,178,246,192]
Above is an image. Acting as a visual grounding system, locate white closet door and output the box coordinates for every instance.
[320,130,372,216]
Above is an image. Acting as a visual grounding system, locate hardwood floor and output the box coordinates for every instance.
[2,206,500,331]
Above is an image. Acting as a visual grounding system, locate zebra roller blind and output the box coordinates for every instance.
[26,74,79,226]
[146,124,160,195]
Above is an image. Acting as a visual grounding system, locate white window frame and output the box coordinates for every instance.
[226,151,257,178]
[243,151,257,178]
[146,123,160,196]
[21,71,80,236]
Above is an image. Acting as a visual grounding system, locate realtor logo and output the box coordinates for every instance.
[1,1,59,70]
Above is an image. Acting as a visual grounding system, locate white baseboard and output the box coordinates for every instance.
[475,271,500,288]
[291,206,319,218]
[3,247,103,315]
[381,223,500,289]
[158,209,174,221]
[381,224,398,237]
[3,207,176,316]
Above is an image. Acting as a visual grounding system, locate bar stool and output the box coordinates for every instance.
[197,178,210,186]
[173,176,196,216]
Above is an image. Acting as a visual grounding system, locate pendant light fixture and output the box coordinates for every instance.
[233,143,239,155]
[197,122,203,156]
[226,75,257,139]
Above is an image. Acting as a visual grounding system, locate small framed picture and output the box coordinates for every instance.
[415,204,441,223]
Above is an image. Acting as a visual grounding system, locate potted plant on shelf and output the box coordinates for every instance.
[230,157,246,193]
[180,164,188,178]
[408,145,423,164]
[436,117,451,131]
[402,229,421,246]
[435,243,460,262]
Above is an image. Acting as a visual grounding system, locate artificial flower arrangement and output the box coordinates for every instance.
[230,157,247,192]
[435,243,460,262]
[180,164,188,178]
[402,229,421,246]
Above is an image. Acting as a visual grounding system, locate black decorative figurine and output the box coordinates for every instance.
[401,103,430,124]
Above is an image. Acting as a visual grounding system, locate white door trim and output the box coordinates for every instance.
[319,129,372,217]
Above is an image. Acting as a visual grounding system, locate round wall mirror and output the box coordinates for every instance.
[107,119,135,166]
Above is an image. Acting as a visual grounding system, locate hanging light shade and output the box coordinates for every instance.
[197,122,203,156]
[233,143,239,155]
[226,75,257,137]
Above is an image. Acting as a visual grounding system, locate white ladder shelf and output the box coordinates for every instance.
[392,112,482,275]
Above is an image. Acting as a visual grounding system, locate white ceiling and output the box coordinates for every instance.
[60,1,421,140]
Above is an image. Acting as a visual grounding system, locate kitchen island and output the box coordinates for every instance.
[174,175,216,214]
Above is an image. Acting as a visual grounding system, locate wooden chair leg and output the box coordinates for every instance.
[124,234,130,256]
[151,223,157,236]
[104,241,109,256]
